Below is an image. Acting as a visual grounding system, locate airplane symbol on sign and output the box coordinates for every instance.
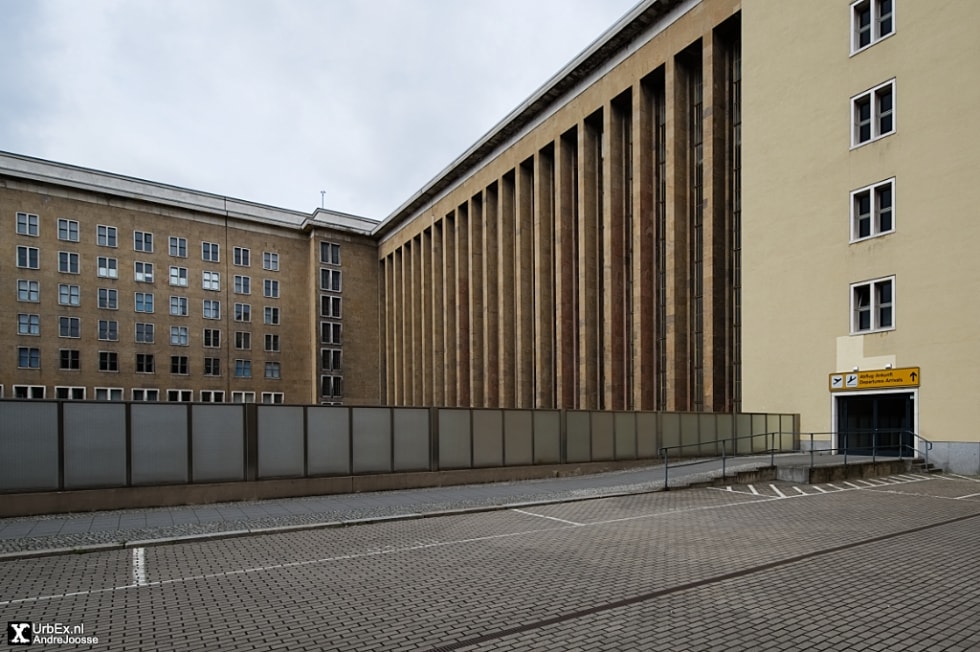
[832,376,843,387]
[846,375,859,387]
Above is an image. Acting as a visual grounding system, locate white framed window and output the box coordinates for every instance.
[263,279,280,298]
[18,313,40,336]
[132,388,160,401]
[203,299,221,320]
[167,389,193,402]
[58,218,79,242]
[16,212,39,236]
[852,79,895,147]
[58,283,80,306]
[99,351,119,372]
[232,391,256,403]
[134,230,154,252]
[135,261,154,283]
[851,0,894,54]
[320,242,341,265]
[135,292,155,313]
[204,357,221,376]
[171,355,189,374]
[234,359,252,378]
[169,236,187,258]
[320,321,342,345]
[320,295,342,318]
[851,276,895,334]
[99,319,119,341]
[261,392,284,404]
[202,242,220,262]
[320,375,343,398]
[95,387,124,401]
[321,348,342,371]
[202,271,220,291]
[170,326,190,346]
[17,246,39,269]
[98,287,118,310]
[14,385,46,399]
[320,269,342,292]
[170,296,189,316]
[234,275,251,295]
[200,390,225,403]
[59,316,81,338]
[234,247,250,267]
[851,178,895,241]
[235,303,251,322]
[136,323,155,344]
[59,349,80,370]
[169,266,188,287]
[97,225,118,247]
[18,279,40,302]
[265,333,280,352]
[263,251,279,271]
[264,306,280,325]
[97,256,119,278]
[203,328,221,348]
[264,362,281,379]
[136,353,155,373]
[235,331,251,350]
[59,251,80,274]
[55,386,86,400]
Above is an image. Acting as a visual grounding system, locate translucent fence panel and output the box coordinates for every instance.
[132,404,188,485]
[734,413,755,454]
[566,411,591,462]
[0,401,59,491]
[352,408,392,474]
[679,414,700,456]
[193,405,245,483]
[660,413,681,451]
[591,412,615,461]
[636,412,659,458]
[472,410,503,468]
[614,412,637,460]
[258,406,305,479]
[505,411,534,466]
[64,403,127,489]
[393,408,430,472]
[533,411,561,464]
[438,409,471,470]
[308,406,351,476]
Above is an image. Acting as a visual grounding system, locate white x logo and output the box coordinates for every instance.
[9,623,31,644]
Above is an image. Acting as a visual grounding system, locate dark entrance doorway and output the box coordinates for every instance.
[837,392,914,456]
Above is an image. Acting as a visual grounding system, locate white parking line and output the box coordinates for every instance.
[793,487,807,495]
[769,485,787,498]
[511,509,583,527]
[748,485,760,495]
[132,547,148,587]
[814,486,828,493]
[954,493,980,500]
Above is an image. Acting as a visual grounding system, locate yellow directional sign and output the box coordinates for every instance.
[829,367,920,392]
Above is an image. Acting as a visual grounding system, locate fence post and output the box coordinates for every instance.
[662,448,669,490]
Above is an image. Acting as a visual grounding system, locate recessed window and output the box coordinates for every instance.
[320,375,343,398]
[99,351,119,372]
[169,266,188,287]
[235,331,251,350]
[320,242,341,265]
[321,295,342,318]
[852,276,895,333]
[58,218,79,242]
[18,347,41,369]
[98,288,118,310]
[59,251,80,274]
[171,355,189,374]
[265,333,280,352]
[169,236,187,258]
[14,385,46,399]
[59,316,81,338]
[58,283,81,306]
[200,390,225,402]
[135,292,155,313]
[167,389,193,402]
[170,326,190,346]
[18,313,40,336]
[235,359,252,378]
[56,386,85,400]
[852,80,895,147]
[232,391,255,403]
[134,231,153,252]
[204,357,221,376]
[99,319,119,341]
[95,387,124,401]
[132,388,160,401]
[202,242,220,262]
[59,350,80,370]
[851,179,895,241]
[261,392,284,404]
[263,279,280,298]
[97,256,119,278]
[234,247,251,267]
[265,362,281,379]
[135,261,154,283]
[18,279,40,302]
[16,212,39,236]
[203,299,221,320]
[203,271,220,291]
[851,0,894,53]
[320,269,342,292]
[170,296,189,317]
[97,225,118,247]
[320,321,342,345]
[264,306,280,325]
[321,348,342,371]
[235,303,251,322]
[203,328,221,348]
[17,246,39,269]
[234,275,251,295]
[136,322,155,344]
[263,252,279,271]
[136,353,155,373]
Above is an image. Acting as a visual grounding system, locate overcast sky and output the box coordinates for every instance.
[1,1,639,220]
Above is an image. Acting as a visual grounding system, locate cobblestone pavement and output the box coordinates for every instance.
[2,472,978,651]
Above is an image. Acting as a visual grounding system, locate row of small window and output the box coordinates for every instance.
[851,0,893,54]
[6,385,285,403]
[16,348,282,378]
[18,317,284,349]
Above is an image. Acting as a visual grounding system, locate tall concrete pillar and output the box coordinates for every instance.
[534,146,556,409]
[498,172,517,407]
[432,222,446,406]
[578,114,602,410]
[483,183,500,407]
[468,195,485,407]
[556,129,579,409]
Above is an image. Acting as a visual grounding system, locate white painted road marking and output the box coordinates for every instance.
[512,509,584,527]
[132,547,148,587]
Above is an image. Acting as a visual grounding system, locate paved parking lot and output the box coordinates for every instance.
[2,472,979,651]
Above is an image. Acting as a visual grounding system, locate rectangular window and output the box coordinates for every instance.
[169,266,188,287]
[320,375,343,398]
[320,295,342,318]
[59,251,80,274]
[264,362,281,379]
[320,321,342,345]
[171,355,189,374]
[202,242,220,262]
[135,292,155,313]
[14,385,46,399]
[18,313,40,336]
[98,288,118,310]
[204,357,221,376]
[851,179,895,241]
[320,269,342,292]
[59,316,81,338]
[263,279,280,298]
[97,256,118,278]
[136,322,155,344]
[97,225,118,247]
[16,212,39,236]
[169,236,187,258]
[320,242,341,265]
[234,275,251,295]
[170,296,189,316]
[58,283,80,306]
[170,326,190,346]
[136,353,155,373]
[135,261,154,283]
[203,328,221,348]
[232,391,256,403]
[265,333,280,352]
[235,359,252,378]
[99,319,119,341]
[200,390,225,403]
[17,246,39,269]
[134,231,154,252]
[234,303,251,322]
[18,279,40,302]
[55,386,86,400]
[852,80,895,147]
[58,218,79,242]
[234,247,250,267]
[167,389,193,402]
[59,349,80,370]
[17,346,41,369]
[264,306,280,325]
[132,388,160,401]
[263,252,279,271]
[261,392,284,404]
[852,276,895,333]
[95,387,124,401]
[235,331,251,350]
[99,351,119,372]
[202,271,220,291]
[321,348,342,371]
[851,0,894,53]
[203,299,221,320]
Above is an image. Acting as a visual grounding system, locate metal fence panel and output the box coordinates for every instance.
[393,408,430,472]
[472,410,503,468]
[258,406,305,479]
[307,406,351,476]
[532,411,560,464]
[64,403,127,489]
[192,405,245,482]
[0,401,59,491]
[352,408,392,474]
[438,409,471,470]
[636,412,659,458]
[614,412,637,460]
[591,412,615,461]
[132,404,188,485]
[504,411,534,466]
[566,411,591,462]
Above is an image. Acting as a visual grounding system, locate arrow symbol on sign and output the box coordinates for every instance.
[910,372,917,381]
